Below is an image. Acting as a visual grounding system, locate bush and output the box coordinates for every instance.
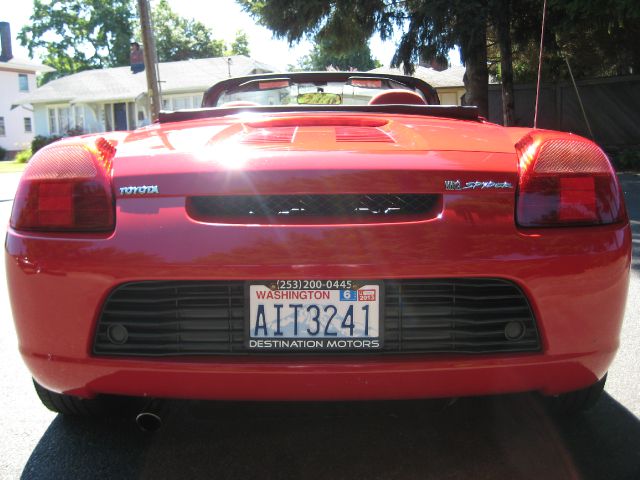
[31,129,83,155]
[31,135,62,154]
[65,127,84,137]
[0,146,6,161]
[14,148,32,164]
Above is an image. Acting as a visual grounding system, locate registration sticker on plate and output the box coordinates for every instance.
[246,280,382,351]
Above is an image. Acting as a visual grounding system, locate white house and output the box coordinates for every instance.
[19,55,275,137]
[0,22,54,157]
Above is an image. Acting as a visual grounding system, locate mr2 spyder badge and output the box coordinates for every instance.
[119,185,160,195]
[445,180,513,191]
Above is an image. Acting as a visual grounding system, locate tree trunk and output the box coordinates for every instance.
[495,0,515,126]
[460,19,489,118]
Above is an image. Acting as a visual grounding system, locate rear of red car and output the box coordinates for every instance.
[6,110,630,409]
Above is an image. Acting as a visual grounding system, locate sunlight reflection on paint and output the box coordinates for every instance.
[194,141,253,169]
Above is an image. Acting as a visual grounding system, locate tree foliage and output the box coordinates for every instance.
[228,30,250,56]
[19,0,242,82]
[18,0,135,81]
[152,0,225,61]
[500,0,640,82]
[239,0,640,120]
[238,0,491,115]
[295,38,380,71]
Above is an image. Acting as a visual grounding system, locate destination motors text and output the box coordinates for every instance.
[249,339,380,349]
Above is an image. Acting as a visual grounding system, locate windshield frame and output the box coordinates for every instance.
[202,71,441,108]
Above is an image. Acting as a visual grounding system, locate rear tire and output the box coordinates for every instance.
[545,374,607,414]
[33,380,139,417]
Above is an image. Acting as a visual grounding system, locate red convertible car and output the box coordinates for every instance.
[6,72,631,417]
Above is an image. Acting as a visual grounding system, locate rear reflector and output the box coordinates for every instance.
[516,133,624,227]
[10,138,116,232]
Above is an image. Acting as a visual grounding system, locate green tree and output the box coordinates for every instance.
[228,30,250,56]
[18,0,135,81]
[295,38,380,71]
[152,0,225,61]
[504,0,640,82]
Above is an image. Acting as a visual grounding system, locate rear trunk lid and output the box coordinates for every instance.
[112,113,526,203]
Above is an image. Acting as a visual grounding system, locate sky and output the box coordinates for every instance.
[2,0,460,71]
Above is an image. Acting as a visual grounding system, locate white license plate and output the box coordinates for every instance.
[246,280,382,351]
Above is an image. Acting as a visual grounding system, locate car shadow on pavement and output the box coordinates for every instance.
[21,392,640,480]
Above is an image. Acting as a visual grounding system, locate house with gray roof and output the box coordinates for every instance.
[19,55,275,137]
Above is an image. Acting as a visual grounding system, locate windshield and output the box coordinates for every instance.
[215,78,426,107]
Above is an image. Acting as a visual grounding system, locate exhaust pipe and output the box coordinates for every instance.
[136,411,162,432]
[135,399,166,432]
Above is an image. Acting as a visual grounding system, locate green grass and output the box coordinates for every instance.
[0,161,28,173]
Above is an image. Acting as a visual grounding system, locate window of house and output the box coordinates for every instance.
[48,106,73,135]
[0,117,5,136]
[163,95,202,111]
[48,108,57,134]
[19,74,29,92]
[24,117,32,133]
[172,97,190,110]
[58,107,70,133]
[74,106,84,131]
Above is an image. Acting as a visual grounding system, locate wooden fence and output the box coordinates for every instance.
[488,75,640,148]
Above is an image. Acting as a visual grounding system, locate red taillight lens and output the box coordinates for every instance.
[10,138,116,232]
[516,133,624,227]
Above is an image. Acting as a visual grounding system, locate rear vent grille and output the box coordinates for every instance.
[241,127,296,144]
[95,282,243,355]
[94,279,540,356]
[383,279,539,353]
[334,126,394,143]
[186,194,440,224]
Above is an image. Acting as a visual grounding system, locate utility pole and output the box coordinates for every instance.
[137,0,161,122]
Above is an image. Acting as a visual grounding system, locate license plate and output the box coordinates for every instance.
[246,280,383,351]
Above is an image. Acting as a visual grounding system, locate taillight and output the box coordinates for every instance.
[516,132,624,227]
[10,137,116,232]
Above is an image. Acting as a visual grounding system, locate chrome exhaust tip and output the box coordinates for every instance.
[135,411,162,432]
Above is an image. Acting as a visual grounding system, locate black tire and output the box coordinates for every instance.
[33,380,140,417]
[545,373,607,415]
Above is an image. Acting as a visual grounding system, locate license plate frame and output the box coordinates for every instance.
[245,280,384,351]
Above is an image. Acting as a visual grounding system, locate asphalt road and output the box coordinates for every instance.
[0,172,638,480]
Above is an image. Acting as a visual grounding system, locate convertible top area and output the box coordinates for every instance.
[157,71,480,124]
[158,104,481,123]
[202,71,441,106]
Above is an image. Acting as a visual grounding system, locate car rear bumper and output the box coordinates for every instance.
[6,198,632,400]
[22,349,614,400]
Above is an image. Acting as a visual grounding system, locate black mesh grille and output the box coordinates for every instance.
[383,279,539,353]
[186,194,440,222]
[94,279,540,356]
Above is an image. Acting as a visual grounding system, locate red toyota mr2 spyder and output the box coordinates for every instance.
[6,72,631,416]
